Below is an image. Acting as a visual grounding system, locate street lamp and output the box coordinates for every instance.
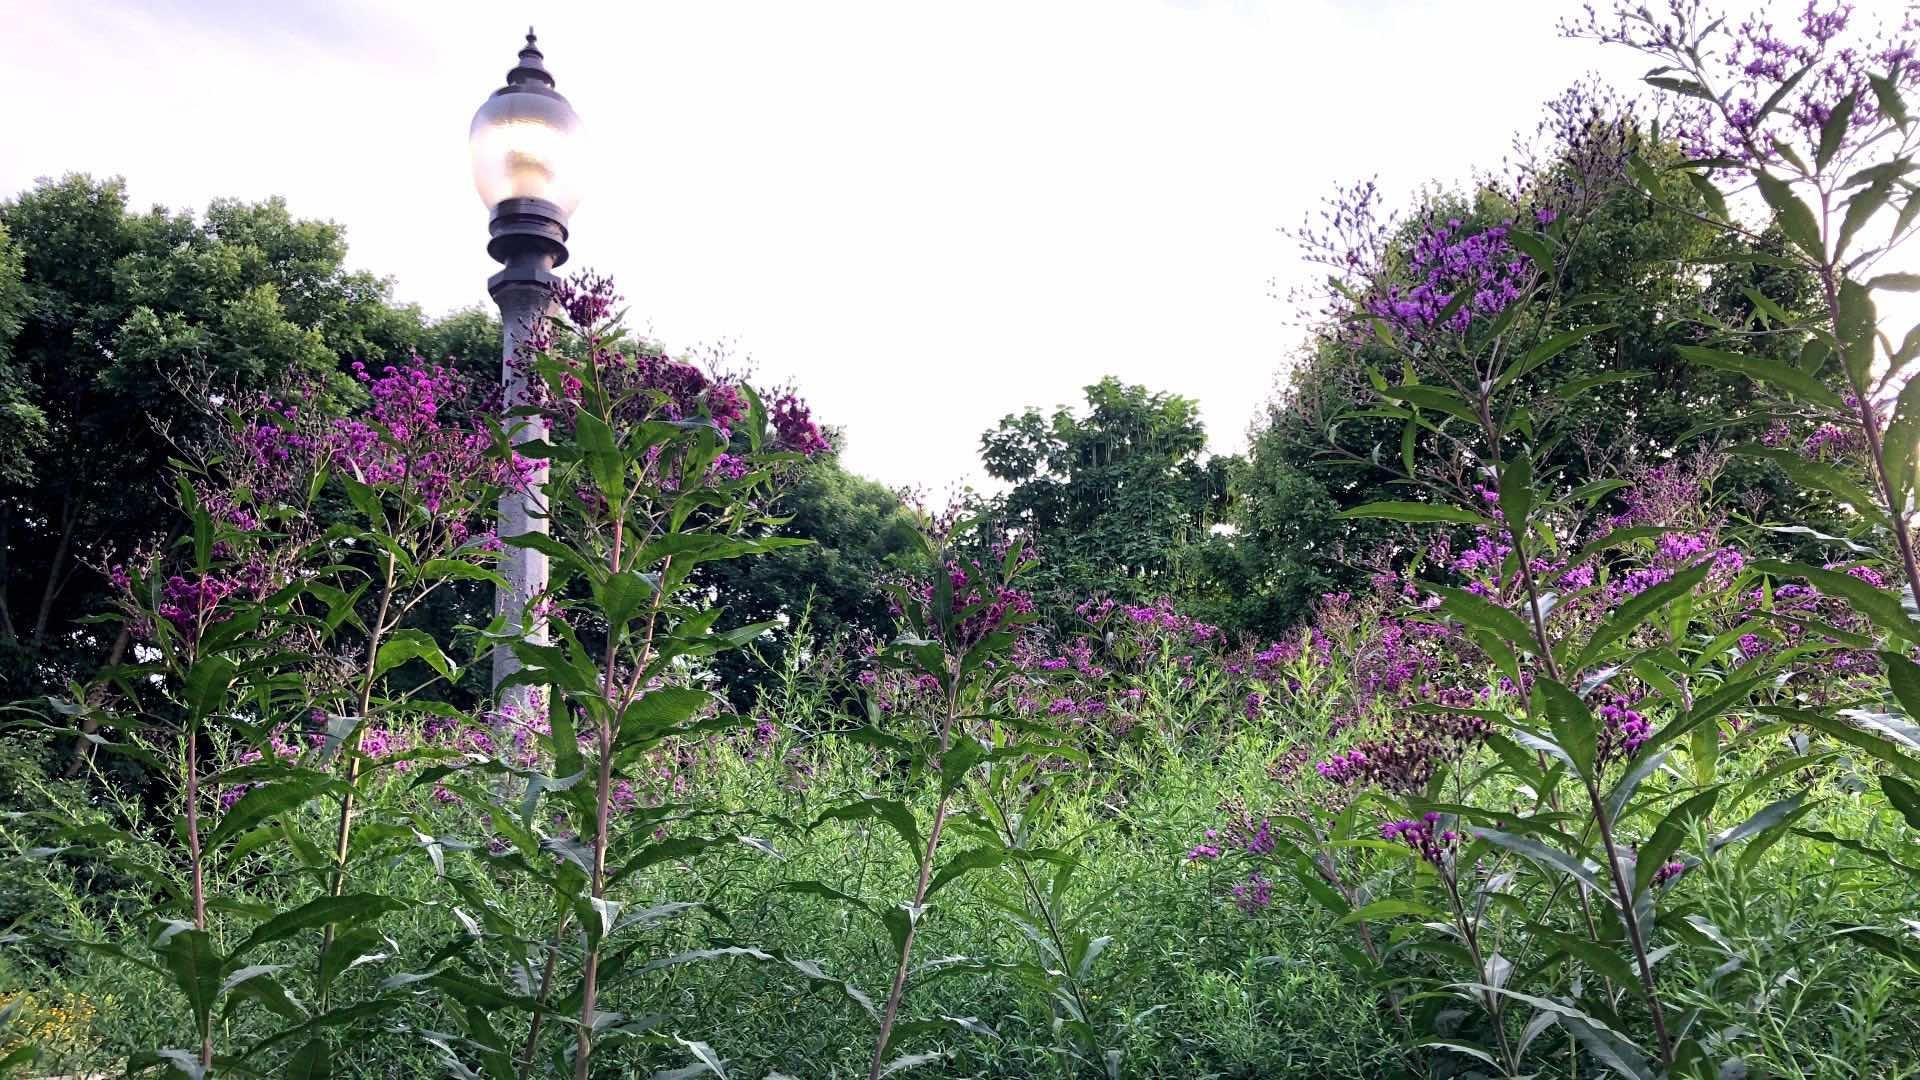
[471,28,581,703]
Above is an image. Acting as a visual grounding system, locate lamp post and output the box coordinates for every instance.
[469,28,582,706]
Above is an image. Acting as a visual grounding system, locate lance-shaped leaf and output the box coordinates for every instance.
[1573,564,1712,672]
[1473,827,1608,899]
[1882,776,1920,830]
[1709,793,1807,854]
[813,798,925,862]
[1755,561,1920,645]
[1340,501,1498,527]
[1674,345,1845,409]
[235,893,408,959]
[153,924,223,1038]
[372,629,454,681]
[1635,786,1721,894]
[207,775,337,854]
[1534,677,1598,781]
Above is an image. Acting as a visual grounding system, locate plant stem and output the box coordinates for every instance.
[320,549,397,1002]
[575,509,625,1080]
[1473,394,1675,1067]
[519,910,572,1078]
[1442,871,1515,1073]
[986,790,1097,1044]
[865,669,963,1080]
[184,722,212,1069]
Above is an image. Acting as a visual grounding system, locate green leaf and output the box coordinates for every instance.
[1529,925,1639,987]
[877,1051,947,1078]
[1760,705,1920,780]
[813,798,924,862]
[1472,828,1607,898]
[207,777,332,854]
[1645,75,1712,100]
[1816,91,1857,170]
[285,1040,333,1080]
[1573,563,1711,672]
[927,847,1007,898]
[1553,370,1650,399]
[1497,454,1534,531]
[317,926,389,994]
[1495,323,1615,390]
[618,688,718,743]
[595,569,659,635]
[1754,561,1920,645]
[1674,345,1845,409]
[1837,179,1893,257]
[501,531,595,577]
[1731,444,1884,518]
[1709,793,1807,854]
[372,629,453,681]
[234,894,407,959]
[1870,272,1920,292]
[1883,776,1920,830]
[420,559,508,588]
[1386,383,1480,424]
[1839,278,1878,384]
[154,925,223,1036]
[1428,584,1539,656]
[574,412,625,504]
[1687,170,1730,220]
[1338,898,1445,924]
[1635,787,1721,894]
[1755,172,1824,259]
[1870,72,1911,128]
[1534,678,1598,780]
[182,655,237,723]
[1339,501,1497,527]
[938,736,987,795]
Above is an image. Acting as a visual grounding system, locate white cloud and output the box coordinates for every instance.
[6,0,1914,490]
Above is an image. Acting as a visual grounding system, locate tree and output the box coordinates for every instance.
[704,450,921,703]
[979,376,1233,612]
[1216,131,1821,638]
[0,174,468,694]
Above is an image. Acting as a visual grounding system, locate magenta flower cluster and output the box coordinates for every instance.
[1315,705,1493,795]
[1364,218,1533,335]
[1581,0,1919,173]
[1382,812,1458,866]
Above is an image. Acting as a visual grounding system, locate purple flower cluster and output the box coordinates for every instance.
[1315,706,1493,795]
[1581,0,1919,174]
[1652,859,1689,886]
[1596,698,1653,763]
[768,391,832,456]
[1364,218,1533,335]
[1231,872,1274,914]
[1186,830,1223,863]
[1382,812,1458,865]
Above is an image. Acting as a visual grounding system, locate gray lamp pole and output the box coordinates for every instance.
[469,29,583,709]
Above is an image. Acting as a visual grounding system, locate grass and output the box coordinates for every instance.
[1,667,1917,1077]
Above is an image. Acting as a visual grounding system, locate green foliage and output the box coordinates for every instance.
[702,453,921,699]
[1215,149,1822,637]
[0,175,496,698]
[980,376,1233,612]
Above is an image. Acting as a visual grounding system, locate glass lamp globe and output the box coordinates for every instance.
[469,31,583,218]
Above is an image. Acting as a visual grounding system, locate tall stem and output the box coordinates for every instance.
[184,722,212,1069]
[519,910,572,1078]
[575,510,624,1080]
[1821,260,1920,600]
[1442,871,1515,1073]
[865,670,963,1080]
[1473,394,1674,1067]
[319,549,397,1000]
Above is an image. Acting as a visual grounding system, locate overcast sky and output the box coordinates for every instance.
[8,0,1915,491]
